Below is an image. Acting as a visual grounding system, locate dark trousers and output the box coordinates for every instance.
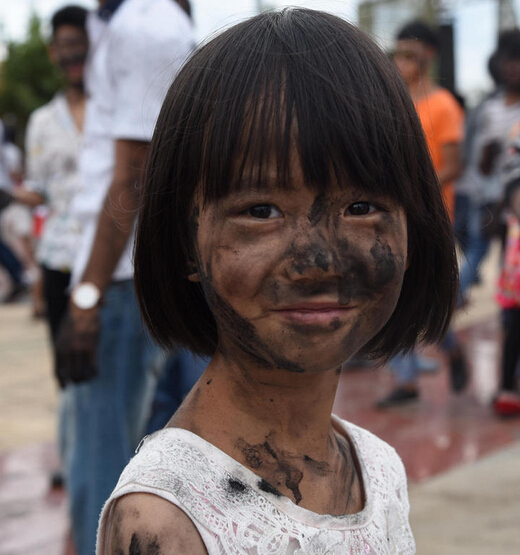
[42,265,71,386]
[502,308,520,391]
[0,238,22,284]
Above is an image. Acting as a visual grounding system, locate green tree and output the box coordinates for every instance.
[0,14,62,145]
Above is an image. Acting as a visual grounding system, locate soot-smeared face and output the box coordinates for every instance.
[190,168,408,373]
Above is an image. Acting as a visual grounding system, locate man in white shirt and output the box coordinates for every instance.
[56,1,194,553]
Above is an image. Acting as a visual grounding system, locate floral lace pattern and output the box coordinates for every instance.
[98,418,415,554]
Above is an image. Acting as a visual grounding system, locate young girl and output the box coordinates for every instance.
[97,9,457,554]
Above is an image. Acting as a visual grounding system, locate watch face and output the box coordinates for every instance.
[73,283,101,309]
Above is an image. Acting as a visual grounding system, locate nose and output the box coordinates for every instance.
[285,238,340,281]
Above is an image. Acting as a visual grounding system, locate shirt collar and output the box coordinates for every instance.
[97,0,126,21]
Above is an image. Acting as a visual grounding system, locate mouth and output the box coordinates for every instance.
[272,302,356,325]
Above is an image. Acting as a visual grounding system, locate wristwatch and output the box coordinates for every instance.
[72,282,101,310]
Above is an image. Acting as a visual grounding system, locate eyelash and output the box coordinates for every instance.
[242,201,380,220]
[344,202,379,216]
[244,204,282,219]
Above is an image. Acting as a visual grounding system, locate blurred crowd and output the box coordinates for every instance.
[0,2,519,554]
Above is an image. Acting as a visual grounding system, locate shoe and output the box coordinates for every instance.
[449,351,468,393]
[50,470,65,490]
[493,392,520,416]
[3,282,27,303]
[376,387,419,408]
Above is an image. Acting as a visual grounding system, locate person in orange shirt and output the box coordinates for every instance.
[395,20,464,218]
[377,20,466,407]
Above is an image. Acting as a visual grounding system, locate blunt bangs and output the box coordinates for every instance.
[135,8,458,358]
[161,8,431,207]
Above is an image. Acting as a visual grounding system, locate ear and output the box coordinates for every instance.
[186,261,200,282]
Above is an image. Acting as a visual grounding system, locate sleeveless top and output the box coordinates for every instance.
[97,415,415,554]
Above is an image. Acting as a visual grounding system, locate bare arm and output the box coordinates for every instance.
[79,139,149,292]
[61,139,149,377]
[11,187,45,207]
[107,493,208,555]
[437,142,462,186]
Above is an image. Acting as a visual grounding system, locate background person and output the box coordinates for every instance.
[55,1,195,553]
[9,4,88,491]
[9,4,88,389]
[457,30,520,305]
[378,20,466,408]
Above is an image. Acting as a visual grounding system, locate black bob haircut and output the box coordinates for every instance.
[51,5,87,37]
[397,20,439,51]
[497,28,520,59]
[135,8,458,361]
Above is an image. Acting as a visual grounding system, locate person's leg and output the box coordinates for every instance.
[501,308,520,392]
[442,328,468,393]
[67,280,159,555]
[376,351,420,407]
[453,192,470,254]
[458,203,490,303]
[494,309,520,416]
[42,266,72,486]
[0,237,23,285]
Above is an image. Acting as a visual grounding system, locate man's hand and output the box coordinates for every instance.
[56,305,99,383]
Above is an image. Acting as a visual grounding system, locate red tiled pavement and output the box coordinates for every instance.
[1,313,520,554]
[333,315,520,481]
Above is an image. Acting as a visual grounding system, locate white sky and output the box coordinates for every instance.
[0,0,519,103]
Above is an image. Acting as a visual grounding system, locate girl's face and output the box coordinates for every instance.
[190,163,408,374]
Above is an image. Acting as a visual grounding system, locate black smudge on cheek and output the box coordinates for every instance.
[206,280,306,373]
[335,237,398,305]
[371,237,397,286]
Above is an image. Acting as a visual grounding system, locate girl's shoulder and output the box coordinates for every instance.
[100,491,207,555]
[97,425,413,555]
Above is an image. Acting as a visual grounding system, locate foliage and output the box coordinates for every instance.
[0,14,62,145]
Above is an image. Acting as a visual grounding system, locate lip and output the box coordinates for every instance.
[272,302,356,325]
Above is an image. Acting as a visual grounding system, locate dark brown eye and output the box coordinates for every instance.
[345,202,376,216]
[246,205,282,219]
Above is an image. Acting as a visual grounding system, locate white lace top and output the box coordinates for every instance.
[97,416,415,554]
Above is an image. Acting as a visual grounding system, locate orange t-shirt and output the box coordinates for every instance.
[415,88,464,219]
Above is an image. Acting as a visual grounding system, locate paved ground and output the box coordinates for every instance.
[0,241,519,554]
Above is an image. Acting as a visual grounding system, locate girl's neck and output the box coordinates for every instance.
[173,350,341,457]
[169,352,366,515]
